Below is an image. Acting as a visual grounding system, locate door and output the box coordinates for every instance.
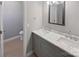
[0,2,4,57]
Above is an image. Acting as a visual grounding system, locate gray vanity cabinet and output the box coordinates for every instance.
[32,33,74,57]
[40,38,64,57]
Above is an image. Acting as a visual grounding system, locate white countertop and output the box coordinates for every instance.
[32,28,79,57]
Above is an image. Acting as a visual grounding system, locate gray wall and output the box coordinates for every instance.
[3,1,23,39]
[43,1,79,36]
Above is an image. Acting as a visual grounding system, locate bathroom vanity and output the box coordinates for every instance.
[32,28,79,57]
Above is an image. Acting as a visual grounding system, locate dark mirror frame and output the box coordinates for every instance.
[48,1,65,26]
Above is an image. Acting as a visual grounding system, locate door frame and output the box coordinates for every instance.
[0,1,5,57]
[23,2,27,56]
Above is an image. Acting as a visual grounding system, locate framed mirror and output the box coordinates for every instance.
[48,1,65,26]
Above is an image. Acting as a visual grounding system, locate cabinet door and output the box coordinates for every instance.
[40,38,73,57]
[40,38,63,57]
[32,33,41,56]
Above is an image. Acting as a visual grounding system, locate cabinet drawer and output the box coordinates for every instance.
[32,33,41,56]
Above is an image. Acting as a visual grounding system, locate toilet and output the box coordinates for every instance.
[19,30,23,40]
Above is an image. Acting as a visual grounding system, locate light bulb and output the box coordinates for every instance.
[47,1,50,5]
[53,1,56,3]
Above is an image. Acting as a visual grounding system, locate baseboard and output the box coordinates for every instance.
[4,35,21,43]
[26,51,33,57]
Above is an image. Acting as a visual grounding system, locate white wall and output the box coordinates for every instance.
[43,1,79,36]
[24,1,43,55]
[3,1,23,39]
[26,1,43,40]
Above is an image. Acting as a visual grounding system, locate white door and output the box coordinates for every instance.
[0,2,4,57]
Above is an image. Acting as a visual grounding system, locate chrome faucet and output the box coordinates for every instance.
[67,30,73,39]
[64,30,71,39]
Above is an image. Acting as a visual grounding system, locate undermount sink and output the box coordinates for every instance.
[38,29,50,35]
[60,32,79,42]
[58,36,79,48]
[65,36,79,43]
[44,32,64,41]
[69,36,79,42]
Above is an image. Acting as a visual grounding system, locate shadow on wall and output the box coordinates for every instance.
[26,33,33,56]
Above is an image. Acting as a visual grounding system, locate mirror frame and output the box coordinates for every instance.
[48,1,65,26]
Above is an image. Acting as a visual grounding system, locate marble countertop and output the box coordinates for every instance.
[32,28,79,57]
